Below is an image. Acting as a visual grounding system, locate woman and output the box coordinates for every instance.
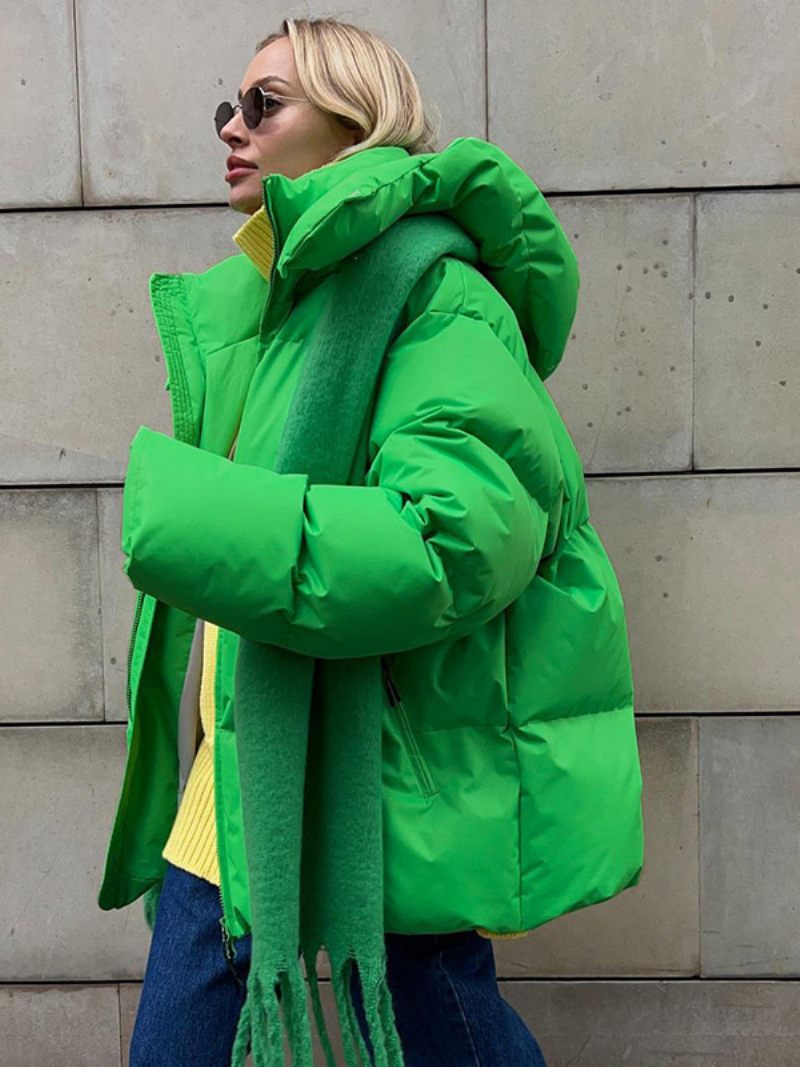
[100,15,644,1067]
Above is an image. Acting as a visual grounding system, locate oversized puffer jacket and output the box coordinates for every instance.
[98,135,644,940]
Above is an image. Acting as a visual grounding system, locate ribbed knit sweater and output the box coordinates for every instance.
[161,616,224,882]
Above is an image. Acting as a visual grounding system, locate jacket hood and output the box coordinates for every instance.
[257,135,579,380]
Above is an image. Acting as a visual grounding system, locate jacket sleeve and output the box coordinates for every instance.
[121,310,557,659]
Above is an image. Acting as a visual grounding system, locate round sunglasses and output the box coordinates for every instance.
[214,86,309,138]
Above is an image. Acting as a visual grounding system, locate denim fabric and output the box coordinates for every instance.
[130,860,548,1066]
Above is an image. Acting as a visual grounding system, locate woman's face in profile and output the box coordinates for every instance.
[218,36,361,215]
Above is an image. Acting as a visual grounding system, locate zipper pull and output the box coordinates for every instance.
[220,914,246,991]
[217,876,243,986]
[220,915,237,963]
[218,885,238,967]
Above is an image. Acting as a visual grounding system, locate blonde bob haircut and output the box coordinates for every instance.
[255,17,441,161]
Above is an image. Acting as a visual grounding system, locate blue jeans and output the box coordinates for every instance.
[130,860,548,1066]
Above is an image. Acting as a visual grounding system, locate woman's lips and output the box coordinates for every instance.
[225,166,258,182]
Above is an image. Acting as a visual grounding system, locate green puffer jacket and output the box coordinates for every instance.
[97,135,644,940]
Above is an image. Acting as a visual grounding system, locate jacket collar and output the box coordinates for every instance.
[153,137,580,382]
[230,144,413,283]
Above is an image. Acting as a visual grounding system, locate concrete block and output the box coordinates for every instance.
[588,474,800,712]
[494,716,698,977]
[695,191,800,468]
[0,1,80,208]
[76,2,485,205]
[0,489,103,722]
[488,0,800,191]
[700,716,800,976]
[0,207,236,483]
[502,978,800,1066]
[0,985,120,1066]
[11,976,800,1067]
[545,194,693,472]
[0,725,151,980]
[116,976,800,1066]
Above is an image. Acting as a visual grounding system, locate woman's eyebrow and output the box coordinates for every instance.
[237,76,293,102]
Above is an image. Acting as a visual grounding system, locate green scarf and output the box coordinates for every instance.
[227,212,479,1067]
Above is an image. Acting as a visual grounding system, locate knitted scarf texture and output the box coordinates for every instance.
[220,213,480,1066]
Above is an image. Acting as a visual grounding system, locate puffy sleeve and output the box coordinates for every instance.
[121,310,557,659]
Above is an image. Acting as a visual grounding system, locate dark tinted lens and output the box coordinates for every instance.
[214,101,235,136]
[241,86,263,130]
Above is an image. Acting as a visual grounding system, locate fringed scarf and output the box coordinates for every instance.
[227,212,479,1066]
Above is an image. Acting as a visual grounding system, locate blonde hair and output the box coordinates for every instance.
[254,17,441,161]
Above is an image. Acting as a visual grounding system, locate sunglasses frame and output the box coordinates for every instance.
[214,87,310,137]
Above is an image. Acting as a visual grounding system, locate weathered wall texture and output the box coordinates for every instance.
[1,1,798,1063]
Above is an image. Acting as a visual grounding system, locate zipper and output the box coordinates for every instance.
[211,624,238,968]
[380,657,439,798]
[259,184,281,342]
[178,181,283,967]
[264,184,279,292]
[213,181,281,968]
[218,882,243,985]
[213,757,237,961]
[125,589,146,718]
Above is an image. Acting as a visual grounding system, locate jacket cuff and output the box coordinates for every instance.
[119,425,308,633]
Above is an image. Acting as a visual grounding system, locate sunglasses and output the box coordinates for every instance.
[214,86,309,138]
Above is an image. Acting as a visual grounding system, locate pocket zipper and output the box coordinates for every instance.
[380,657,439,798]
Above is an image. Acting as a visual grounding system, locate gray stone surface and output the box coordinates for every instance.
[695,191,800,469]
[0,1,80,208]
[117,977,800,1066]
[0,191,702,483]
[76,1,485,205]
[0,726,151,981]
[488,0,800,192]
[588,473,800,712]
[503,979,800,1066]
[0,985,121,1066]
[2,4,797,1059]
[700,716,800,977]
[545,194,693,472]
[98,488,136,723]
[0,489,103,722]
[0,207,237,483]
[493,716,698,977]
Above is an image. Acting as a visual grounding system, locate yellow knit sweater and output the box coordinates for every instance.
[159,201,526,939]
[161,616,223,883]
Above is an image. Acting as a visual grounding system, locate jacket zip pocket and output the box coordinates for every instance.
[381,657,439,798]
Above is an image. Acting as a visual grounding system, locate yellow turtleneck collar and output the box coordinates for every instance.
[232,204,275,282]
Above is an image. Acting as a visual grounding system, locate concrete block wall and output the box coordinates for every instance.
[1,1,798,1063]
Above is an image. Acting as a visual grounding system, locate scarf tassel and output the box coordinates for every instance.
[229,949,405,1067]
[325,950,405,1067]
[230,955,312,1066]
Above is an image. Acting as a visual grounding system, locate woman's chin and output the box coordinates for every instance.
[228,187,262,216]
